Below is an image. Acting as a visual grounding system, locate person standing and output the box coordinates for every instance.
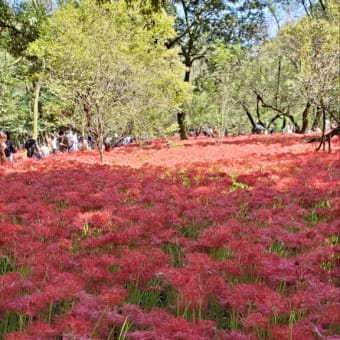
[4,133,16,161]
[24,132,41,159]
[48,134,58,154]
[72,131,78,151]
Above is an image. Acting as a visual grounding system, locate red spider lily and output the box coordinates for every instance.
[0,221,24,247]
[123,304,220,339]
[223,282,288,316]
[219,330,258,339]
[55,291,127,338]
[198,225,234,249]
[115,247,169,284]
[3,273,84,317]
[57,315,93,339]
[97,286,127,306]
[317,303,340,329]
[80,254,117,281]
[81,231,133,250]
[161,253,227,310]
[24,321,59,339]
[270,320,317,340]
[5,333,33,340]
[243,311,268,329]
[0,135,339,338]
[256,253,298,284]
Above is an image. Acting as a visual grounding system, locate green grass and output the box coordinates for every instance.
[126,278,175,311]
[0,312,30,337]
[209,247,233,261]
[161,242,185,268]
[230,174,250,192]
[267,240,289,257]
[54,200,70,211]
[0,256,14,274]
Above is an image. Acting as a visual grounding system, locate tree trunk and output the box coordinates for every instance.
[312,106,322,130]
[281,116,287,131]
[33,78,41,139]
[177,112,187,140]
[99,145,104,164]
[177,68,190,140]
[241,103,256,129]
[275,57,282,107]
[301,100,311,133]
[97,130,105,164]
[316,97,327,151]
[256,95,265,127]
[184,69,190,82]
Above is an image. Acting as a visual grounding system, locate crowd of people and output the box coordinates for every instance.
[0,128,138,166]
[0,130,92,165]
[1,120,337,166]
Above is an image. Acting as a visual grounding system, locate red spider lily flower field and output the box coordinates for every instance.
[0,134,339,340]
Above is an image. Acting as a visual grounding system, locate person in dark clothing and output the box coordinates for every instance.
[24,132,42,159]
[254,123,265,134]
[4,134,16,161]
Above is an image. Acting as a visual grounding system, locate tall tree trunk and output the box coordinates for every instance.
[241,103,256,129]
[177,112,187,139]
[96,109,104,163]
[312,106,322,130]
[256,95,265,127]
[33,78,41,139]
[177,68,191,140]
[275,57,282,107]
[184,69,190,82]
[83,98,92,129]
[281,116,287,131]
[317,97,327,151]
[301,100,311,133]
[99,140,104,164]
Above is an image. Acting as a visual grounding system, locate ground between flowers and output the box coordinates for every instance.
[0,134,339,340]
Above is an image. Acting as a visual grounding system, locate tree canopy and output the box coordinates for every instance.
[0,0,338,145]
[28,0,190,160]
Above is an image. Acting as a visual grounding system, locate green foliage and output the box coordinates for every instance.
[1,0,338,140]
[0,255,13,274]
[189,0,339,133]
[0,0,63,139]
[209,247,233,261]
[267,240,289,257]
[161,242,185,268]
[166,0,267,136]
[277,2,339,119]
[0,50,30,136]
[230,174,250,191]
[28,0,191,150]
[0,0,46,57]
[126,278,172,310]
[117,317,132,340]
[0,312,29,337]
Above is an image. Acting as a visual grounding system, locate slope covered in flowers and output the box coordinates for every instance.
[0,135,339,339]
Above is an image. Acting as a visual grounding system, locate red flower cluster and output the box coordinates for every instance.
[0,135,339,339]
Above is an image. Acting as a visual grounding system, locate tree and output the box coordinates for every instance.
[238,41,304,132]
[29,0,190,162]
[186,42,249,135]
[0,0,49,139]
[277,0,339,130]
[165,0,267,139]
[200,0,339,135]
